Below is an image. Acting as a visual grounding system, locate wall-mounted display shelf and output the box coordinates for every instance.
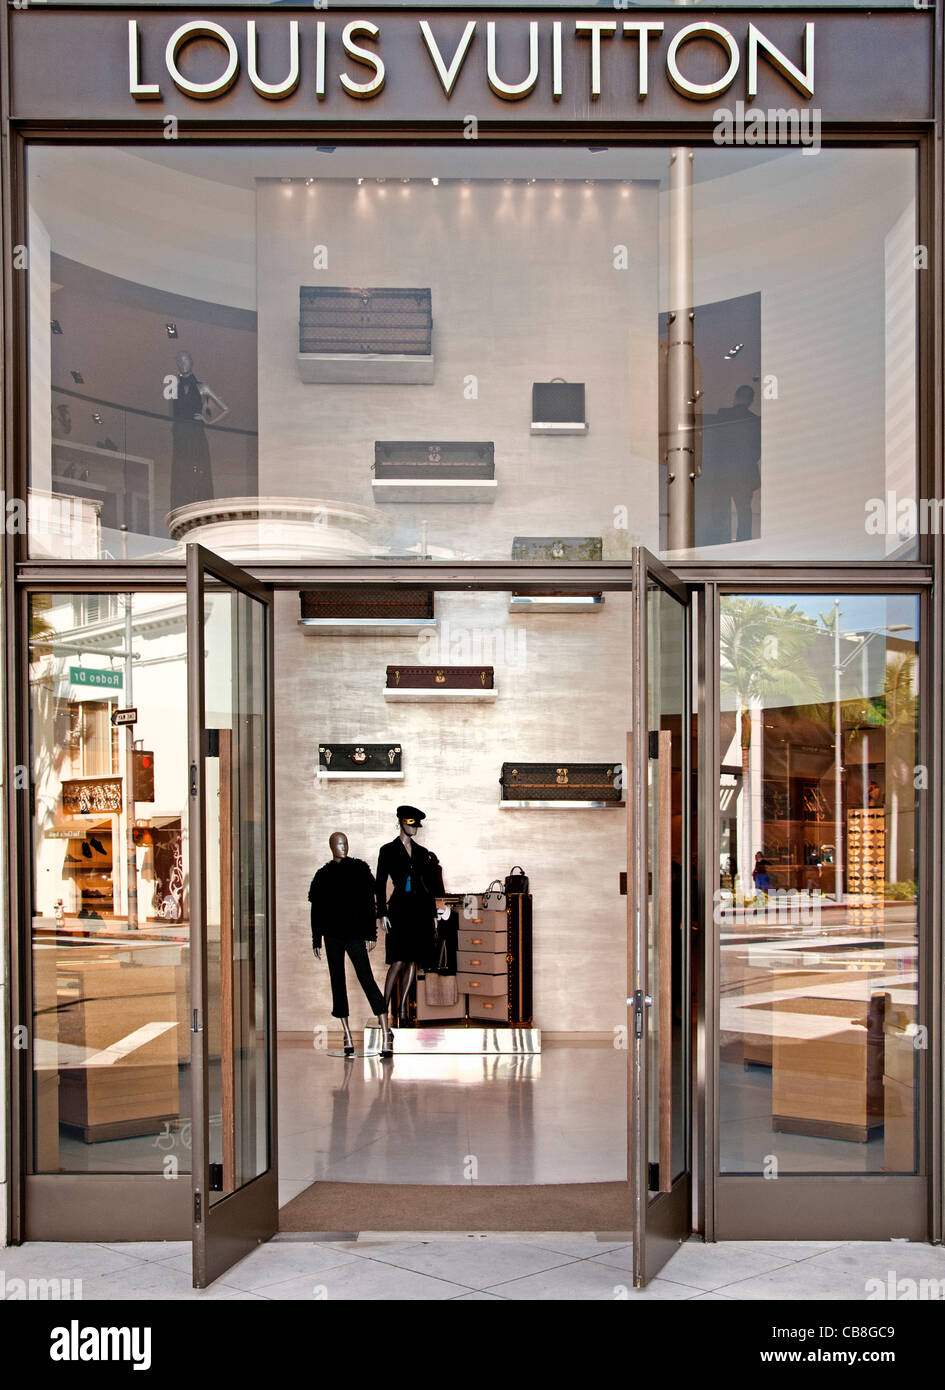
[508,593,604,614]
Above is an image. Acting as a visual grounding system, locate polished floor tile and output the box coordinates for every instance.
[278,1042,627,1186]
[602,1240,798,1290]
[357,1238,577,1289]
[244,1261,469,1300]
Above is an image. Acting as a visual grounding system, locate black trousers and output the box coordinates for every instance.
[324,937,386,1018]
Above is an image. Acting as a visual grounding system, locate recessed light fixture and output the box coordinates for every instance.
[431,177,439,186]
[376,177,386,184]
[305,178,315,186]
[92,413,103,424]
[165,323,178,339]
[50,320,63,335]
[280,177,292,185]
[357,177,364,186]
[70,370,84,384]
[401,177,410,184]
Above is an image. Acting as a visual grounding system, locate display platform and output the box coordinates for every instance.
[362,1025,541,1055]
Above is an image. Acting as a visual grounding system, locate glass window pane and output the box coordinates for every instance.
[717,593,920,1175]
[29,592,192,1173]
[27,143,917,565]
[203,584,270,1199]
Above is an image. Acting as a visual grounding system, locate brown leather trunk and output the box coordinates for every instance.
[299,287,432,355]
[387,665,494,689]
[500,761,623,801]
[511,537,603,561]
[300,587,433,621]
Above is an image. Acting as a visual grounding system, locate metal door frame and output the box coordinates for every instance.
[186,542,278,1288]
[698,573,936,1243]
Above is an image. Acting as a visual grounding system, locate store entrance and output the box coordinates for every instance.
[260,549,692,1290]
[21,546,691,1289]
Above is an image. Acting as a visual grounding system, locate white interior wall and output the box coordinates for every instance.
[274,589,633,1034]
[255,178,659,558]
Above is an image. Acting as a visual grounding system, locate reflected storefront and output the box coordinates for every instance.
[1,2,941,1286]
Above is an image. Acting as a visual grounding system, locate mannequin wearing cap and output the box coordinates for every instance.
[376,805,448,1026]
[308,830,394,1059]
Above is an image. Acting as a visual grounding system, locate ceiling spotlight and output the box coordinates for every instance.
[165,323,178,338]
[70,370,84,384]
[431,177,439,186]
[92,413,103,424]
[280,177,292,185]
[376,177,386,184]
[50,319,63,335]
[357,177,364,186]
[305,178,315,186]
[401,177,410,184]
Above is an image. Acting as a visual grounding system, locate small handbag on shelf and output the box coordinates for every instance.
[481,879,506,910]
[505,865,529,895]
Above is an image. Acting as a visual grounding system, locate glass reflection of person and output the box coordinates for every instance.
[168,349,229,511]
[696,384,761,546]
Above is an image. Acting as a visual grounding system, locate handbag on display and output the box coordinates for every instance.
[481,879,507,910]
[301,587,433,621]
[505,865,529,895]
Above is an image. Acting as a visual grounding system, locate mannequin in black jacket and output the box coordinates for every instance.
[309,831,393,1058]
[375,804,447,1025]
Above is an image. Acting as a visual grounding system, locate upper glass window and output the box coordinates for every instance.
[26,142,917,565]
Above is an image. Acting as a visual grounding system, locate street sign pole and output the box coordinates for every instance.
[123,592,138,931]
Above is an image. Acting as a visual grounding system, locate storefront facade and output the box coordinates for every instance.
[0,1,941,1287]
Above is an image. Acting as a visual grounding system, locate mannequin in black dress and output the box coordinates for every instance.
[376,805,447,1026]
[169,350,229,511]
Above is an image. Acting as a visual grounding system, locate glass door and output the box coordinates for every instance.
[187,544,277,1288]
[629,548,691,1286]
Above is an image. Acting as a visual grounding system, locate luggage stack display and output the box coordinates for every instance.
[500,761,624,806]
[299,586,436,635]
[458,893,533,1025]
[372,440,497,503]
[297,286,434,383]
[317,743,403,779]
[384,665,496,702]
[530,379,588,435]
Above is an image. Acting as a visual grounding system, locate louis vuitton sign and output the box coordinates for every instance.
[7,9,933,125]
[127,16,815,104]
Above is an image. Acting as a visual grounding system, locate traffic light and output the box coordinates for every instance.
[132,750,155,802]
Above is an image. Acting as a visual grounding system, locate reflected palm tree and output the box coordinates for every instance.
[720,598,822,900]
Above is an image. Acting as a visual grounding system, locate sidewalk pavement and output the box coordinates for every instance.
[2,1235,944,1301]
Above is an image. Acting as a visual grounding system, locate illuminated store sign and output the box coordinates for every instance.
[128,16,815,104]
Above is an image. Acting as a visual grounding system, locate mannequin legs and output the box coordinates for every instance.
[340,1017,354,1057]
[384,960,417,1024]
[377,1012,393,1058]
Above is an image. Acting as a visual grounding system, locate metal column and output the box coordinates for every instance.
[665,148,697,552]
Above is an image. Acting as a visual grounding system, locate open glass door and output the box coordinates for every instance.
[629,547,691,1286]
[187,544,277,1288]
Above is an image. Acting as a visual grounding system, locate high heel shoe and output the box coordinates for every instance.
[380,1029,394,1060]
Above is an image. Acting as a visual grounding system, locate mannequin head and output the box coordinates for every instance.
[329,831,348,860]
[175,350,194,375]
[396,804,425,840]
